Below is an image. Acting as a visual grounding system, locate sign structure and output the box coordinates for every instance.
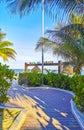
[24,61,62,73]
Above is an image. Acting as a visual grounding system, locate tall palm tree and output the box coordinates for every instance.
[36,24,84,74]
[0,28,16,61]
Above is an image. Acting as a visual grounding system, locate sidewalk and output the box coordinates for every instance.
[6,83,82,130]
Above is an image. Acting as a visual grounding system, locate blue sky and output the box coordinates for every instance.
[0,2,61,69]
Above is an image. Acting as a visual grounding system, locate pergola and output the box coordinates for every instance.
[24,60,62,74]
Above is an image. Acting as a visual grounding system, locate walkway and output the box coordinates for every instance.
[6,81,82,130]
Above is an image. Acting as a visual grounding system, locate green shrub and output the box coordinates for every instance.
[68,75,84,112]
[70,75,84,91]
[73,83,84,112]
[0,63,15,104]
[18,73,28,85]
[58,74,71,90]
[44,73,71,90]
[18,71,42,87]
[27,71,42,86]
[19,72,71,89]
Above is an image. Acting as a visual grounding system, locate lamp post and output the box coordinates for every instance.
[42,0,44,85]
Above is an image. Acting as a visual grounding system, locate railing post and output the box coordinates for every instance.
[24,62,28,72]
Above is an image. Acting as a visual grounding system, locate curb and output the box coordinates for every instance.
[71,100,84,130]
[22,85,74,96]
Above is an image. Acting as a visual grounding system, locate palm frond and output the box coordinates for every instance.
[0,52,15,61]
[0,29,16,61]
[5,0,84,20]
[61,24,84,36]
[5,52,16,60]
[47,24,84,37]
[0,47,16,53]
[0,48,16,61]
[5,0,41,16]
[35,37,58,52]
[47,24,84,53]
[0,41,13,47]
[0,52,8,61]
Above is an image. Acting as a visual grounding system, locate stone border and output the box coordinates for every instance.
[71,100,84,130]
[22,85,74,96]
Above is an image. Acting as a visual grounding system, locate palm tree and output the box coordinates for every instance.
[47,13,84,74]
[0,28,16,61]
[36,24,84,74]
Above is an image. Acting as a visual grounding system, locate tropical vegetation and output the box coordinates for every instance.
[69,12,84,24]
[0,63,15,104]
[0,29,16,104]
[0,28,16,61]
[36,22,84,74]
[18,71,42,87]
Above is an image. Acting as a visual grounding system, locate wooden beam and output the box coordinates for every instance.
[24,61,62,73]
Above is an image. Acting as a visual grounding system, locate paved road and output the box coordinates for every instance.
[6,81,82,130]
